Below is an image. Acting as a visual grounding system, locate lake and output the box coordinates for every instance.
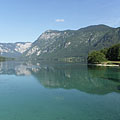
[0,61,120,120]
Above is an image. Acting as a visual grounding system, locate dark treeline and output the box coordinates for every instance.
[87,43,120,64]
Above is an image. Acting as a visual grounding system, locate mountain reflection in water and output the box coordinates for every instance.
[0,61,120,95]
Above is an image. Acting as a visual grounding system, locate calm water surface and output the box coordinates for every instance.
[0,61,120,120]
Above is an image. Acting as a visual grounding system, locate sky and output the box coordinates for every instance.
[0,0,120,43]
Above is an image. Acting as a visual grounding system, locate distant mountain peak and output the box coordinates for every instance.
[45,30,59,33]
[39,30,61,40]
[0,42,32,57]
[78,24,112,33]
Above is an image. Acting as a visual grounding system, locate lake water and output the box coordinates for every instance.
[0,61,120,120]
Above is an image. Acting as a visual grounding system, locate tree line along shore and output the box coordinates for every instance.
[87,43,120,66]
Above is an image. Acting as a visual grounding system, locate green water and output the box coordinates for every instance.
[0,61,120,120]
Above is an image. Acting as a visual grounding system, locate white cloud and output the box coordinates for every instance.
[56,19,64,22]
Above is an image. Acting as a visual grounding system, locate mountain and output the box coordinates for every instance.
[24,24,120,61]
[0,42,32,57]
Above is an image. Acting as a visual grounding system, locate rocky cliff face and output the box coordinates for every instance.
[24,25,120,60]
[0,42,32,57]
[24,30,75,58]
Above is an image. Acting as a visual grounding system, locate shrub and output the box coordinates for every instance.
[87,51,107,64]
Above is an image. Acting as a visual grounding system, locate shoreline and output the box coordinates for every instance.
[88,61,120,67]
[94,64,119,67]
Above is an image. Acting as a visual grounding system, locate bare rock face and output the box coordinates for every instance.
[0,42,32,57]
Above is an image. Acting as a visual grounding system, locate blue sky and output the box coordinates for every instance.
[0,0,120,43]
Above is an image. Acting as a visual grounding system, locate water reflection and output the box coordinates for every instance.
[0,61,37,75]
[0,61,120,94]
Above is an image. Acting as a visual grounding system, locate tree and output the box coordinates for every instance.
[107,44,120,61]
[100,48,108,58]
[87,51,107,64]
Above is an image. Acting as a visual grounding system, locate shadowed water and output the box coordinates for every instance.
[0,61,120,120]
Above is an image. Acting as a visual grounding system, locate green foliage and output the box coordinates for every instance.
[87,51,107,64]
[88,43,120,63]
[107,44,120,61]
[100,48,109,57]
